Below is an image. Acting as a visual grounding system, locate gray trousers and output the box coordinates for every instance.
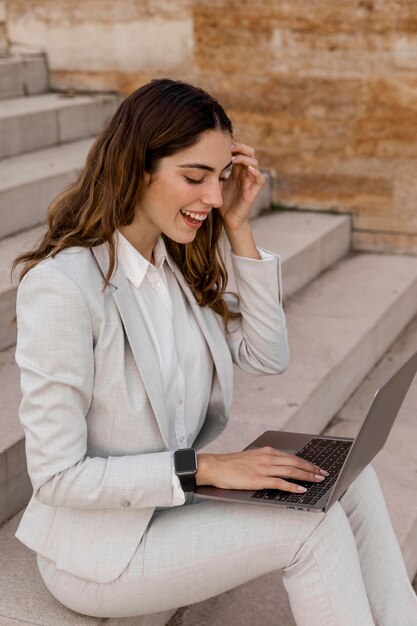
[36,465,417,625]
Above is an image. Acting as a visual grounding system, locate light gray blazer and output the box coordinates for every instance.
[14,241,289,583]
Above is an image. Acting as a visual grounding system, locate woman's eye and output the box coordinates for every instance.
[185,177,204,185]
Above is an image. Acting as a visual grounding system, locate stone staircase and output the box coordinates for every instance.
[0,53,416,625]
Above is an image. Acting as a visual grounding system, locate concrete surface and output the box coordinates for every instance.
[0,345,31,524]
[0,138,94,238]
[0,55,48,100]
[227,210,351,296]
[0,93,120,158]
[0,224,44,350]
[203,252,417,458]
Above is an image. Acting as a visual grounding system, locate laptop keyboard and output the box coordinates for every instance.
[251,438,353,506]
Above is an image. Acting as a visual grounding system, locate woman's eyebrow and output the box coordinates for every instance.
[177,160,233,173]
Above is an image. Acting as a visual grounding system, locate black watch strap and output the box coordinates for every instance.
[177,472,197,493]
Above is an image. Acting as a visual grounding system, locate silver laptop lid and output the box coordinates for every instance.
[325,349,417,511]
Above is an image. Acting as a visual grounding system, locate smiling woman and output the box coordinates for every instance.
[10,79,417,624]
[119,129,233,254]
[12,79,264,327]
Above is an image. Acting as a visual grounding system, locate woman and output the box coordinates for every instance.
[12,79,417,625]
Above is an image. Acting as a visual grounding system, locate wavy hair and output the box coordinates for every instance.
[11,78,240,327]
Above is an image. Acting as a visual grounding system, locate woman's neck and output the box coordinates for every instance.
[118,223,158,264]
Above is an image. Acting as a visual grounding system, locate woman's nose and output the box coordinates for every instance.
[201,181,224,208]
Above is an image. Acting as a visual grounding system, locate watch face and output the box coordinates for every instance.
[175,448,197,473]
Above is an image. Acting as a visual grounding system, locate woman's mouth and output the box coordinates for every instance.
[180,209,208,228]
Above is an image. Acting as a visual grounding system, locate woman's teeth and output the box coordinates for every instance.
[180,209,207,222]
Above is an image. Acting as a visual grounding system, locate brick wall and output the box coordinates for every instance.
[6,0,417,253]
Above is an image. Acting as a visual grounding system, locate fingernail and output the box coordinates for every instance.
[315,474,325,481]
[231,155,237,160]
[297,486,307,493]
[320,469,329,476]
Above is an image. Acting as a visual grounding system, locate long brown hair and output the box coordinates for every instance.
[11,78,240,326]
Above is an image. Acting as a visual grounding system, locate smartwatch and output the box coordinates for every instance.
[174,448,198,492]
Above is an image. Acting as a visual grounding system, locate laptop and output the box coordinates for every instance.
[195,349,417,513]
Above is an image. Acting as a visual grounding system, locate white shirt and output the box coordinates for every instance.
[116,229,213,505]
[116,229,275,505]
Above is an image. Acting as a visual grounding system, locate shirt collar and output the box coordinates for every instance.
[115,230,175,288]
[153,236,171,270]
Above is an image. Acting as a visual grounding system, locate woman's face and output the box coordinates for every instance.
[136,129,233,249]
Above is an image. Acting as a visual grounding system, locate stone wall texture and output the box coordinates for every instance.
[0,0,7,54]
[6,0,417,253]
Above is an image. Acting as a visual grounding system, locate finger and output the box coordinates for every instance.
[231,155,258,169]
[277,457,328,477]
[257,477,311,494]
[270,466,326,484]
[266,450,328,476]
[231,142,256,157]
[246,166,265,186]
[257,453,327,482]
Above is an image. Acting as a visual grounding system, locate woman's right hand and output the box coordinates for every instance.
[196,447,329,494]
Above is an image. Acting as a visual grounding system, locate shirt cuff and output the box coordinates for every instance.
[231,247,283,303]
[230,246,277,262]
[172,469,186,506]
[257,247,276,261]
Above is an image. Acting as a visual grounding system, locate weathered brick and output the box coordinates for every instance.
[352,79,417,157]
[6,0,417,253]
[354,231,417,255]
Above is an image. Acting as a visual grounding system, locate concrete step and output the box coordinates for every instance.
[174,315,417,626]
[202,252,417,456]
[0,345,31,527]
[0,54,48,100]
[0,92,120,159]
[227,209,351,297]
[0,224,44,351]
[0,138,94,239]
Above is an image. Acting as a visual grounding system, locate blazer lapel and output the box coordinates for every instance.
[91,244,171,449]
[168,258,233,415]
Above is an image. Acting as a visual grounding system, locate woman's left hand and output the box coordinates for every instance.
[218,141,266,231]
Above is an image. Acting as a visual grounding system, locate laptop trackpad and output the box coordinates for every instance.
[246,445,297,455]
[245,431,317,454]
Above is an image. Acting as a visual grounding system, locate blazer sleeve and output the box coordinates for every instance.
[224,247,289,375]
[15,264,176,510]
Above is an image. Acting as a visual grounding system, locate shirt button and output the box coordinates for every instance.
[121,499,131,508]
[179,436,186,443]
[155,281,161,288]
[178,398,183,405]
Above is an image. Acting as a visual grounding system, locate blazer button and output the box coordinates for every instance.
[121,499,131,508]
